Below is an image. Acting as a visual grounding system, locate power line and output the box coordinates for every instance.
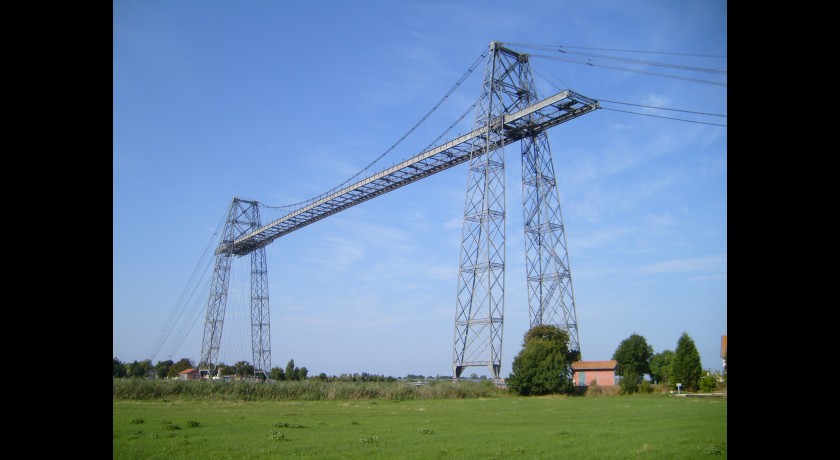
[599,99,726,117]
[261,49,488,210]
[532,54,726,86]
[601,107,727,127]
[531,61,574,92]
[527,57,727,126]
[551,49,725,74]
[423,98,479,151]
[506,41,726,59]
[149,213,225,361]
[560,45,726,59]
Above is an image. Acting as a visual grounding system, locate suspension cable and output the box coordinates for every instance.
[164,270,212,360]
[530,60,726,124]
[600,107,726,127]
[505,41,726,59]
[599,99,725,117]
[261,49,488,210]
[423,98,480,151]
[549,49,725,74]
[530,54,726,86]
[530,62,573,92]
[149,210,226,361]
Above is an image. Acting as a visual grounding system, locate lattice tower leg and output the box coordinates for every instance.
[199,202,237,376]
[249,206,271,378]
[517,59,581,355]
[453,42,535,380]
[199,198,268,377]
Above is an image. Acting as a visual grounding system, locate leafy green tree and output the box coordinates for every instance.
[612,333,653,394]
[298,366,309,380]
[126,359,154,378]
[270,366,286,381]
[698,370,720,393]
[113,357,126,378]
[649,350,674,385]
[167,357,195,378]
[125,360,139,378]
[285,359,299,381]
[217,363,236,376]
[155,360,174,379]
[507,325,575,396]
[318,372,328,381]
[672,332,703,392]
[233,361,254,377]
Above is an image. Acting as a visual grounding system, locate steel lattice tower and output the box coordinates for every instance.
[190,43,597,382]
[199,198,271,378]
[452,42,581,380]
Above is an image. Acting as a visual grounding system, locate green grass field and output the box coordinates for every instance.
[113,394,726,459]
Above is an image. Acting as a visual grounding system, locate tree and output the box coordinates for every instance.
[507,325,575,396]
[155,360,174,379]
[113,357,126,378]
[649,350,674,385]
[167,358,195,378]
[298,366,309,380]
[672,332,702,391]
[126,359,153,378]
[612,333,653,394]
[698,370,721,393]
[233,361,255,378]
[218,363,236,376]
[285,359,298,381]
[270,366,286,381]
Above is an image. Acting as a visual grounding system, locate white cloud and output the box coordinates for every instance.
[641,93,672,115]
[570,225,634,250]
[638,253,726,275]
[305,236,365,273]
[443,216,463,229]
[646,213,676,228]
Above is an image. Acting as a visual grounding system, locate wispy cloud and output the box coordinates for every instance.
[443,217,462,229]
[638,253,726,275]
[304,235,366,273]
[575,254,727,280]
[641,93,672,115]
[571,225,635,250]
[645,213,676,228]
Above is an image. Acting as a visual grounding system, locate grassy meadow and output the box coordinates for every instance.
[113,382,726,459]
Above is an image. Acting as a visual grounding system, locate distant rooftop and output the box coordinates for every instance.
[571,360,617,370]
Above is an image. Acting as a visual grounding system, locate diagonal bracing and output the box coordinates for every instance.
[199,42,597,380]
[200,198,271,378]
[218,88,597,257]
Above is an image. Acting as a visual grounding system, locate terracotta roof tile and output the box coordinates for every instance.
[570,360,617,370]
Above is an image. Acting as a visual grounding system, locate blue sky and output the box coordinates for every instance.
[114,0,727,378]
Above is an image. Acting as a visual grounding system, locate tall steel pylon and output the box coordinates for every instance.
[199,198,271,378]
[187,43,595,382]
[452,42,581,380]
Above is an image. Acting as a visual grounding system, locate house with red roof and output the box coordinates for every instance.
[571,360,618,387]
[178,368,201,380]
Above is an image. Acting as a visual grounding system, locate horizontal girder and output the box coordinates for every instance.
[218,90,598,256]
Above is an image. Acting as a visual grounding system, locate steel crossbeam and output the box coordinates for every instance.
[219,90,598,256]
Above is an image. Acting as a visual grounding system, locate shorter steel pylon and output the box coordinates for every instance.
[199,198,271,379]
